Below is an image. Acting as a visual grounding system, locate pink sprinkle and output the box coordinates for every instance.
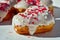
[36,9,38,12]
[17,0,21,2]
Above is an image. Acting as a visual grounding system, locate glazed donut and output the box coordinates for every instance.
[12,5,55,35]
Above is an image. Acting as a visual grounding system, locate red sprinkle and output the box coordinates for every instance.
[39,10,43,13]
[32,22,34,24]
[42,7,47,10]
[19,14,27,18]
[34,17,38,21]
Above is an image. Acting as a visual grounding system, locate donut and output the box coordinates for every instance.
[12,5,55,35]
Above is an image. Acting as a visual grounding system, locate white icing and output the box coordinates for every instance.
[28,25,38,35]
[12,5,55,35]
[12,14,24,26]
[14,0,29,9]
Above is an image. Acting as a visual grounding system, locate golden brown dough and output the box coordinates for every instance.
[14,22,54,35]
[14,25,29,35]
